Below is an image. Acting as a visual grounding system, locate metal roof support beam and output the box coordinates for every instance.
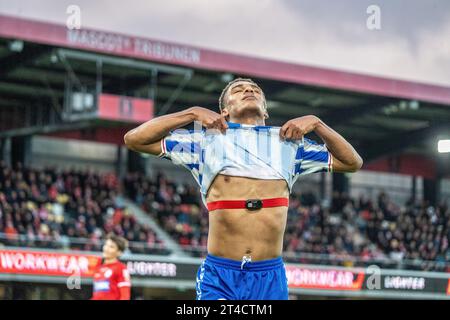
[56,49,194,115]
[57,49,193,76]
[0,45,51,77]
[157,71,192,116]
[361,122,450,163]
[0,120,95,139]
[323,100,394,127]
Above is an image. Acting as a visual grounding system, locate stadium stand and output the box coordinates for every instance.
[284,191,449,271]
[124,170,450,272]
[0,161,167,254]
[123,171,209,253]
[1,160,448,271]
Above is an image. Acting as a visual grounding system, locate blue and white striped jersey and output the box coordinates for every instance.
[159,122,332,205]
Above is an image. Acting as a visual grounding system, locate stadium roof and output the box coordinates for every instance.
[0,14,449,166]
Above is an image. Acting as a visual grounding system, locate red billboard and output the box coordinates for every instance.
[447,279,450,295]
[286,266,365,291]
[0,249,101,277]
[97,93,154,123]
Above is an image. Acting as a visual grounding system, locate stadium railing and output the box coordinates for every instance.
[177,244,448,272]
[0,233,447,272]
[0,232,170,255]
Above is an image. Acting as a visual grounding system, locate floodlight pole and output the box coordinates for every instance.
[96,59,103,97]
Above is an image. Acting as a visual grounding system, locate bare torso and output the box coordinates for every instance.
[206,174,289,261]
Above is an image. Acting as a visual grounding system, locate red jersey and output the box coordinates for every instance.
[91,260,131,300]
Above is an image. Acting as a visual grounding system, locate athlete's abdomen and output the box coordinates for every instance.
[206,175,289,261]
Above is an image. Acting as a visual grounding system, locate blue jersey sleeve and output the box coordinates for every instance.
[160,129,203,174]
[294,137,332,175]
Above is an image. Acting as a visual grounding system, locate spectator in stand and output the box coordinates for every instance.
[2,160,448,272]
[0,161,165,254]
[124,170,449,271]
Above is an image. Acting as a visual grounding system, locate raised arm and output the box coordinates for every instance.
[280,115,363,173]
[313,118,363,172]
[124,107,228,155]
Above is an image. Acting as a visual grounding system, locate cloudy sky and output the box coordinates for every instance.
[1,0,449,86]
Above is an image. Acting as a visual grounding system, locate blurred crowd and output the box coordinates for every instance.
[124,171,449,272]
[0,161,165,254]
[123,172,209,251]
[1,161,449,271]
[284,192,449,271]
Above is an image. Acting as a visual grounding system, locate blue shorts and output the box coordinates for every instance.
[196,254,289,300]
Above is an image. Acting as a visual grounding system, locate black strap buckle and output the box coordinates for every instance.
[246,199,263,211]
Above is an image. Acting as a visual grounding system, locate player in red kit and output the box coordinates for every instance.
[91,234,131,300]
